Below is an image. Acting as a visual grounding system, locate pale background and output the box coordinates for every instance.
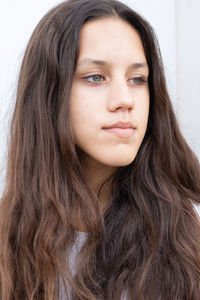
[0,0,200,214]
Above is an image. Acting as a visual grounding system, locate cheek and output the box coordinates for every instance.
[136,90,150,125]
[70,98,99,146]
[70,84,103,133]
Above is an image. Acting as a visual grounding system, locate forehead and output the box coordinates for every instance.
[77,17,147,68]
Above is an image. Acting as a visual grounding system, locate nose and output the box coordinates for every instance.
[106,77,134,112]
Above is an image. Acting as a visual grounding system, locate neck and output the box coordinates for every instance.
[73,150,117,232]
[78,148,117,196]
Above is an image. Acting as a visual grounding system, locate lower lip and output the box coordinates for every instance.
[103,127,135,137]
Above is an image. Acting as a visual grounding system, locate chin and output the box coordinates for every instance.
[105,156,136,167]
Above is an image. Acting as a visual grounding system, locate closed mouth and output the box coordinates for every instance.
[103,122,136,137]
[103,121,135,130]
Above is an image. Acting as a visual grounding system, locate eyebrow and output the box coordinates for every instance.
[77,58,148,70]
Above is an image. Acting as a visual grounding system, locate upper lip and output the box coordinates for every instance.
[103,121,135,129]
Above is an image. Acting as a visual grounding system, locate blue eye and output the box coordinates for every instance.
[83,75,147,86]
[84,74,104,83]
[129,77,147,86]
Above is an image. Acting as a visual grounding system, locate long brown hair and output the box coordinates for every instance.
[0,0,200,299]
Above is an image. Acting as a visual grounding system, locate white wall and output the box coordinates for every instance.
[175,0,200,159]
[0,0,200,214]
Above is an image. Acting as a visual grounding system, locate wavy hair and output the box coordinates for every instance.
[0,0,200,299]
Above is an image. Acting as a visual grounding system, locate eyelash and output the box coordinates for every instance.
[83,74,147,86]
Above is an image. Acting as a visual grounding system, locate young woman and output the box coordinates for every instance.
[0,0,200,299]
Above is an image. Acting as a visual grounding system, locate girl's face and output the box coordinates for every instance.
[70,17,149,169]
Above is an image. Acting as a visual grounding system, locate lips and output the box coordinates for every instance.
[103,121,136,137]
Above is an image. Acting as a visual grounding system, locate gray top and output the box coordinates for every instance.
[59,231,88,299]
[59,232,127,299]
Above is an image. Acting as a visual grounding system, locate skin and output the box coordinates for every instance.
[70,17,149,213]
